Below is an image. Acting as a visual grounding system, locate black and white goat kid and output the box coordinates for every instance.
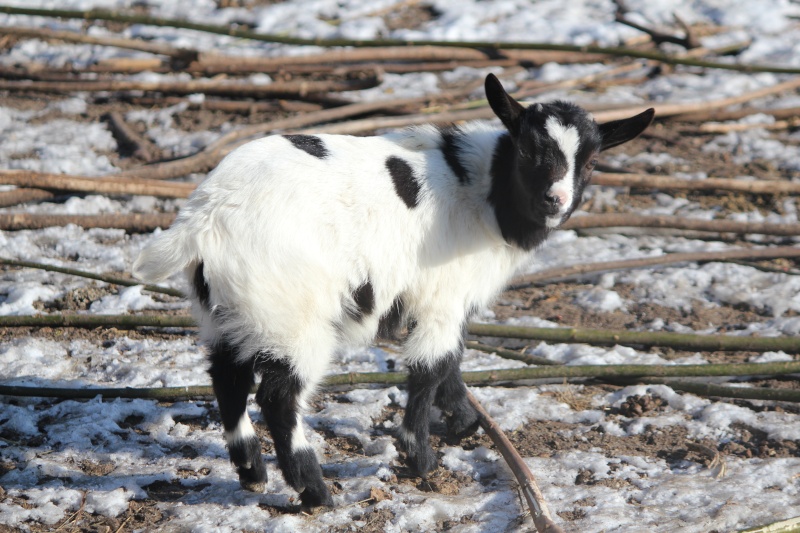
[133,74,654,508]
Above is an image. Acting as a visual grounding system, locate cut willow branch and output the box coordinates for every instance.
[563,214,800,236]
[0,258,183,297]
[0,170,194,198]
[2,5,799,74]
[103,111,160,162]
[0,25,196,59]
[0,188,54,208]
[645,379,800,403]
[0,213,176,233]
[593,172,800,195]
[512,246,800,286]
[3,361,800,400]
[3,314,799,354]
[591,77,800,123]
[737,516,800,533]
[465,341,561,366]
[466,390,564,533]
[465,323,800,354]
[0,75,381,98]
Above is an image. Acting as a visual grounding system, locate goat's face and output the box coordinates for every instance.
[485,74,655,229]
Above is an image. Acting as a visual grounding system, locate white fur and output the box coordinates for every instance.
[133,122,542,387]
[225,413,256,444]
[544,116,580,228]
[290,415,311,451]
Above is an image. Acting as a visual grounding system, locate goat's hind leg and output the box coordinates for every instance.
[434,349,479,439]
[208,341,267,492]
[256,357,333,509]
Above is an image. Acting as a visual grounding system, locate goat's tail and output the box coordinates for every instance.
[132,217,197,283]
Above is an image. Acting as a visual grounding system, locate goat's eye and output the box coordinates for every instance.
[586,159,598,170]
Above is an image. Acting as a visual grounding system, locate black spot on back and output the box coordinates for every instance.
[193,262,211,309]
[439,126,469,184]
[386,156,420,209]
[284,134,329,159]
[346,280,375,322]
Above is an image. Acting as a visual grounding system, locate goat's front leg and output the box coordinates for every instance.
[434,348,479,439]
[399,356,453,477]
[256,357,333,509]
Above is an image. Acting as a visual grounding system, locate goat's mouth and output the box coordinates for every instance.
[545,213,565,229]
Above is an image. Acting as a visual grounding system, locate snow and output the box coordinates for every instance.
[1,0,800,531]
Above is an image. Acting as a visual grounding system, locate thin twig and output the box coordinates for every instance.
[593,172,800,195]
[466,390,564,533]
[511,246,800,287]
[0,258,183,297]
[0,25,197,60]
[563,214,800,236]
[592,77,800,122]
[103,111,160,162]
[685,441,727,478]
[465,341,561,366]
[685,117,800,134]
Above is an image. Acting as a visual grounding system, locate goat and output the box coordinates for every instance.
[133,74,654,508]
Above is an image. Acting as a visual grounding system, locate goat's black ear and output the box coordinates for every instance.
[485,74,525,134]
[598,108,655,151]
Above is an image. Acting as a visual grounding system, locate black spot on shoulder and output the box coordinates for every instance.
[284,134,329,159]
[386,156,420,209]
[346,280,375,322]
[193,262,211,309]
[439,126,469,184]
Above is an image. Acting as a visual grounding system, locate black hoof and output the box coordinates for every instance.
[237,459,268,493]
[299,481,334,509]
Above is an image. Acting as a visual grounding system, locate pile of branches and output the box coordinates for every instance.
[1,5,800,531]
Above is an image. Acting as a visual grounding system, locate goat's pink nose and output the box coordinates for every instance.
[549,190,568,206]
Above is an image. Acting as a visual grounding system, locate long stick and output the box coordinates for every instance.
[3,5,800,74]
[466,390,564,533]
[0,170,194,198]
[563,214,800,236]
[466,323,800,354]
[0,25,195,59]
[512,246,800,286]
[0,213,176,232]
[593,172,800,195]
[0,188,54,207]
[3,313,799,354]
[0,75,381,98]
[3,361,800,398]
[646,379,800,403]
[0,258,183,297]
